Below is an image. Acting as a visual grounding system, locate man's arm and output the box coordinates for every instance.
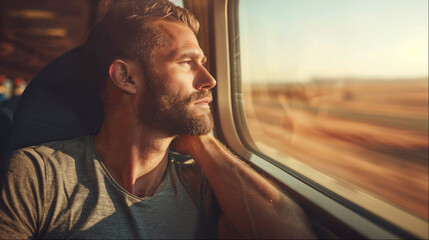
[173,134,316,239]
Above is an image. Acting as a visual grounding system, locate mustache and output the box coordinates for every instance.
[187,89,212,102]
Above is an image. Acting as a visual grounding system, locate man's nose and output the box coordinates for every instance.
[195,66,216,90]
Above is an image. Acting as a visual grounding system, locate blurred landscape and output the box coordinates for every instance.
[243,78,428,220]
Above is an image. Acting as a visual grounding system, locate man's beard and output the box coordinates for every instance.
[139,82,214,136]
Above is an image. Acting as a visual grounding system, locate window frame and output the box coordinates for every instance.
[212,0,428,239]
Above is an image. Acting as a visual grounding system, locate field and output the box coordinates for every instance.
[242,78,428,220]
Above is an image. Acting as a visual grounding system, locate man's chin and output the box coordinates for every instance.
[190,125,213,136]
[184,113,214,136]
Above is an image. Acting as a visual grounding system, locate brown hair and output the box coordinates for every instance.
[83,0,199,87]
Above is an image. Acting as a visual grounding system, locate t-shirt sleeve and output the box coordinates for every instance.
[0,148,46,239]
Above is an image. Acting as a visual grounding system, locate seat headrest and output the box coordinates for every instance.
[10,47,103,150]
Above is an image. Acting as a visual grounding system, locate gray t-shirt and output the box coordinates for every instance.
[0,136,219,239]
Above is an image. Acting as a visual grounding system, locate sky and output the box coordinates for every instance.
[238,0,428,83]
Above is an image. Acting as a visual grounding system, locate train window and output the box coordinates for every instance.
[227,0,428,237]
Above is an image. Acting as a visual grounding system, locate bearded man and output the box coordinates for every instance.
[0,1,315,239]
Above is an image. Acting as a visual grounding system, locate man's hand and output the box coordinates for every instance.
[172,134,210,156]
[172,135,195,156]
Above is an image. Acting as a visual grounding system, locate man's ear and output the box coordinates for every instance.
[108,59,137,94]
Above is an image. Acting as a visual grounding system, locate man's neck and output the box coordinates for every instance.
[93,115,175,198]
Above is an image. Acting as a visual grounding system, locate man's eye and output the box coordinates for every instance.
[180,61,192,66]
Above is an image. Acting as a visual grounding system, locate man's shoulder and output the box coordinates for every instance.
[169,151,220,230]
[9,136,93,169]
[170,151,209,195]
[14,136,92,154]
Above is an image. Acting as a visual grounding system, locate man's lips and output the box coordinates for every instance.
[194,97,212,106]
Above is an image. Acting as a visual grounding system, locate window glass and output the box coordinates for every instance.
[169,0,184,7]
[236,0,428,220]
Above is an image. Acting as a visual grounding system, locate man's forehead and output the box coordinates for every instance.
[150,19,204,58]
[150,19,196,42]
